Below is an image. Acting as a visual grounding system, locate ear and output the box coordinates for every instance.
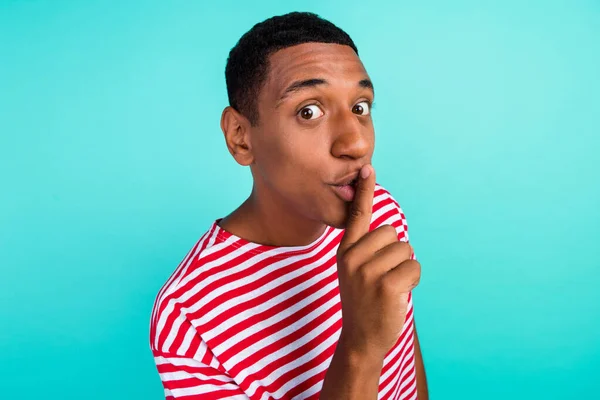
[220,106,254,166]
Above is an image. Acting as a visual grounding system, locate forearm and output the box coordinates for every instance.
[320,335,383,400]
[415,350,428,399]
[414,324,429,399]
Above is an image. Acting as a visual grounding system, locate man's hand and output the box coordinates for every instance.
[336,164,421,363]
[320,164,422,400]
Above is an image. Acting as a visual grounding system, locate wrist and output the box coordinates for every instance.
[320,333,384,400]
[336,331,385,373]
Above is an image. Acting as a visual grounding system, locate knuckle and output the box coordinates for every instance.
[349,206,364,221]
[356,264,371,283]
[379,275,398,296]
[411,259,421,274]
[383,224,398,239]
[339,248,356,268]
[407,260,421,287]
[410,276,421,290]
[391,241,411,261]
[402,258,420,272]
[374,224,397,243]
[396,240,410,250]
[358,183,370,195]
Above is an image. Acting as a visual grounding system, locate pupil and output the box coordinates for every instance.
[302,108,313,119]
[354,105,363,114]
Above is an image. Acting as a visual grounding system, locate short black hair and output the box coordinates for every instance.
[225,12,359,126]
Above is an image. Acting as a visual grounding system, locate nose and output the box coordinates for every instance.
[330,109,372,160]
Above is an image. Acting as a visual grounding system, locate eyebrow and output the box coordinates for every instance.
[275,78,375,107]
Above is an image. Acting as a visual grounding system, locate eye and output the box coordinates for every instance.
[298,104,324,120]
[352,101,371,116]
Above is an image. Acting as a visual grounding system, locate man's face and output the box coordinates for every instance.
[250,42,375,229]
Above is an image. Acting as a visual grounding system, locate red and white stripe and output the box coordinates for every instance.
[150,185,418,399]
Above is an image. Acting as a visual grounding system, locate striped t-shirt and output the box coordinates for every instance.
[150,184,418,399]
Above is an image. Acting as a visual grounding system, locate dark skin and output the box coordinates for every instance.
[220,42,428,399]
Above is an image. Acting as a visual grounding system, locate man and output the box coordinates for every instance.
[150,11,427,399]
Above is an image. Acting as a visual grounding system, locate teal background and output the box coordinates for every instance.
[1,0,599,398]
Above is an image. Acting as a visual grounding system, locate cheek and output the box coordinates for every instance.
[254,132,295,176]
[254,129,326,187]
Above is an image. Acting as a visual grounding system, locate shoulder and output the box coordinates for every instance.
[371,183,410,242]
[149,222,233,354]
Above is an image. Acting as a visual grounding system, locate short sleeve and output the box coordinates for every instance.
[153,351,250,400]
[372,184,416,260]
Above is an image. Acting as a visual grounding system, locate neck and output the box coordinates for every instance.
[218,184,327,247]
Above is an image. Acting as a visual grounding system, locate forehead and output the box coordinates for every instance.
[264,42,369,97]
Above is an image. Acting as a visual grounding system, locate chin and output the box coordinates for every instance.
[321,202,350,230]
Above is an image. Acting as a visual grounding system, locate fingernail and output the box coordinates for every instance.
[360,165,371,179]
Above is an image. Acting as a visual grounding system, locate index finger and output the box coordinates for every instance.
[339,164,376,252]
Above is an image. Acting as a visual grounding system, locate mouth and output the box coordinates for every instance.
[336,176,358,188]
[329,174,359,202]
[331,171,360,187]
